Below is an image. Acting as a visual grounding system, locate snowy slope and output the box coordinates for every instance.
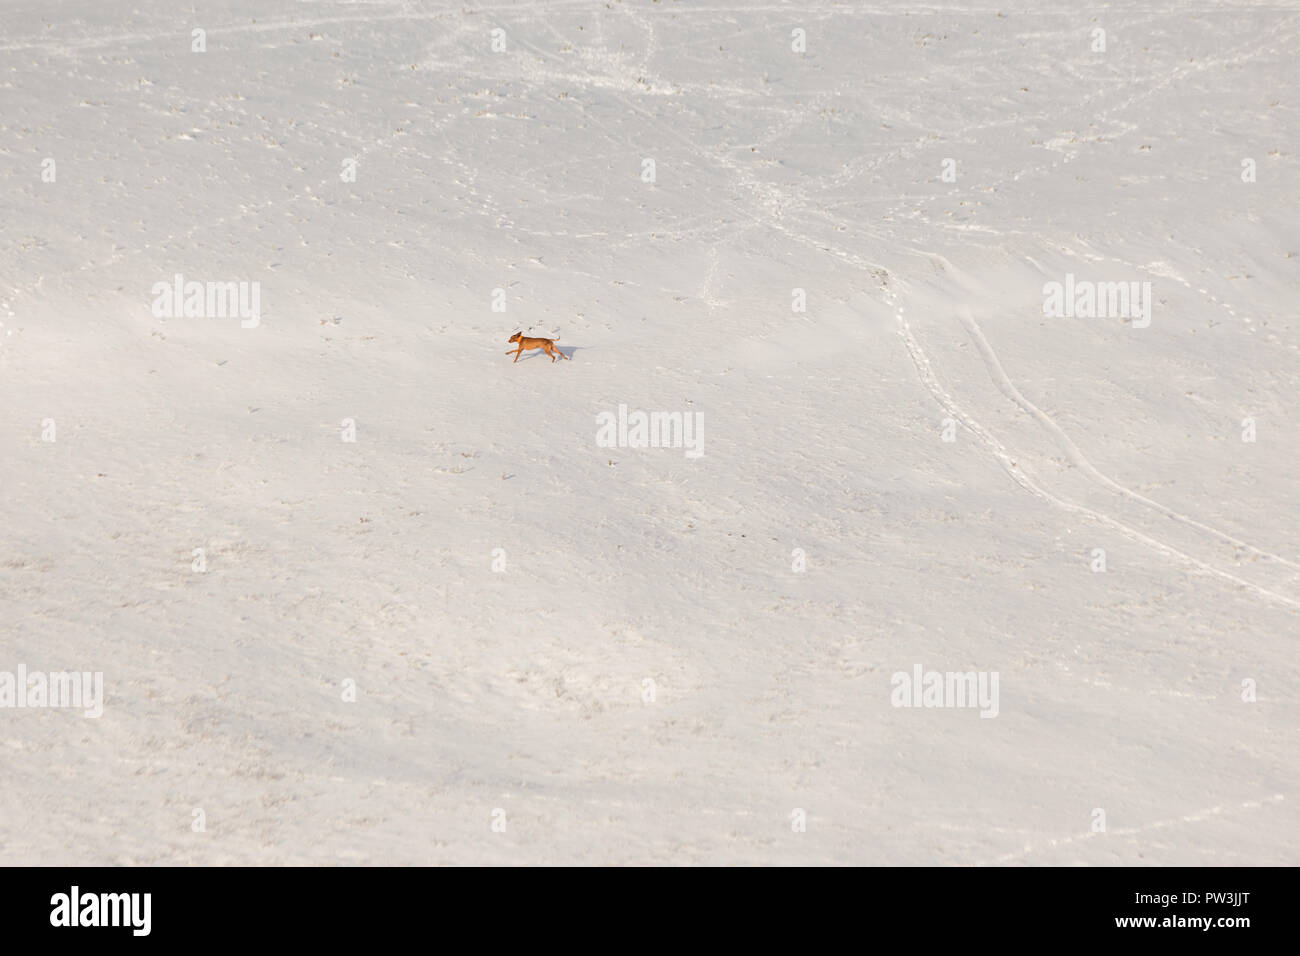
[0,0,1296,864]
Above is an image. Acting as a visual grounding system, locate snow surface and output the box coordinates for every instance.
[1,0,1297,865]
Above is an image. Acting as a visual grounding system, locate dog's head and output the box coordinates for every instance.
[508,332,522,343]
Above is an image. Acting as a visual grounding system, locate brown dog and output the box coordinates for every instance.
[506,332,569,363]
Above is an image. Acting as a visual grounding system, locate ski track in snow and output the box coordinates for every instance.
[980,793,1286,866]
[666,87,1300,614]
[954,306,1300,571]
[896,304,1300,612]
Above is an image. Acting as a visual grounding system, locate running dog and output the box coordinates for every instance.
[506,332,569,363]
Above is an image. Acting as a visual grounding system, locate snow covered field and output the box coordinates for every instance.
[1,0,1297,865]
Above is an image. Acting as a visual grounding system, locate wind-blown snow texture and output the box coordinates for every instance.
[1,1,1297,865]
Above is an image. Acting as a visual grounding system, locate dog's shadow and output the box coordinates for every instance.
[515,345,588,362]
